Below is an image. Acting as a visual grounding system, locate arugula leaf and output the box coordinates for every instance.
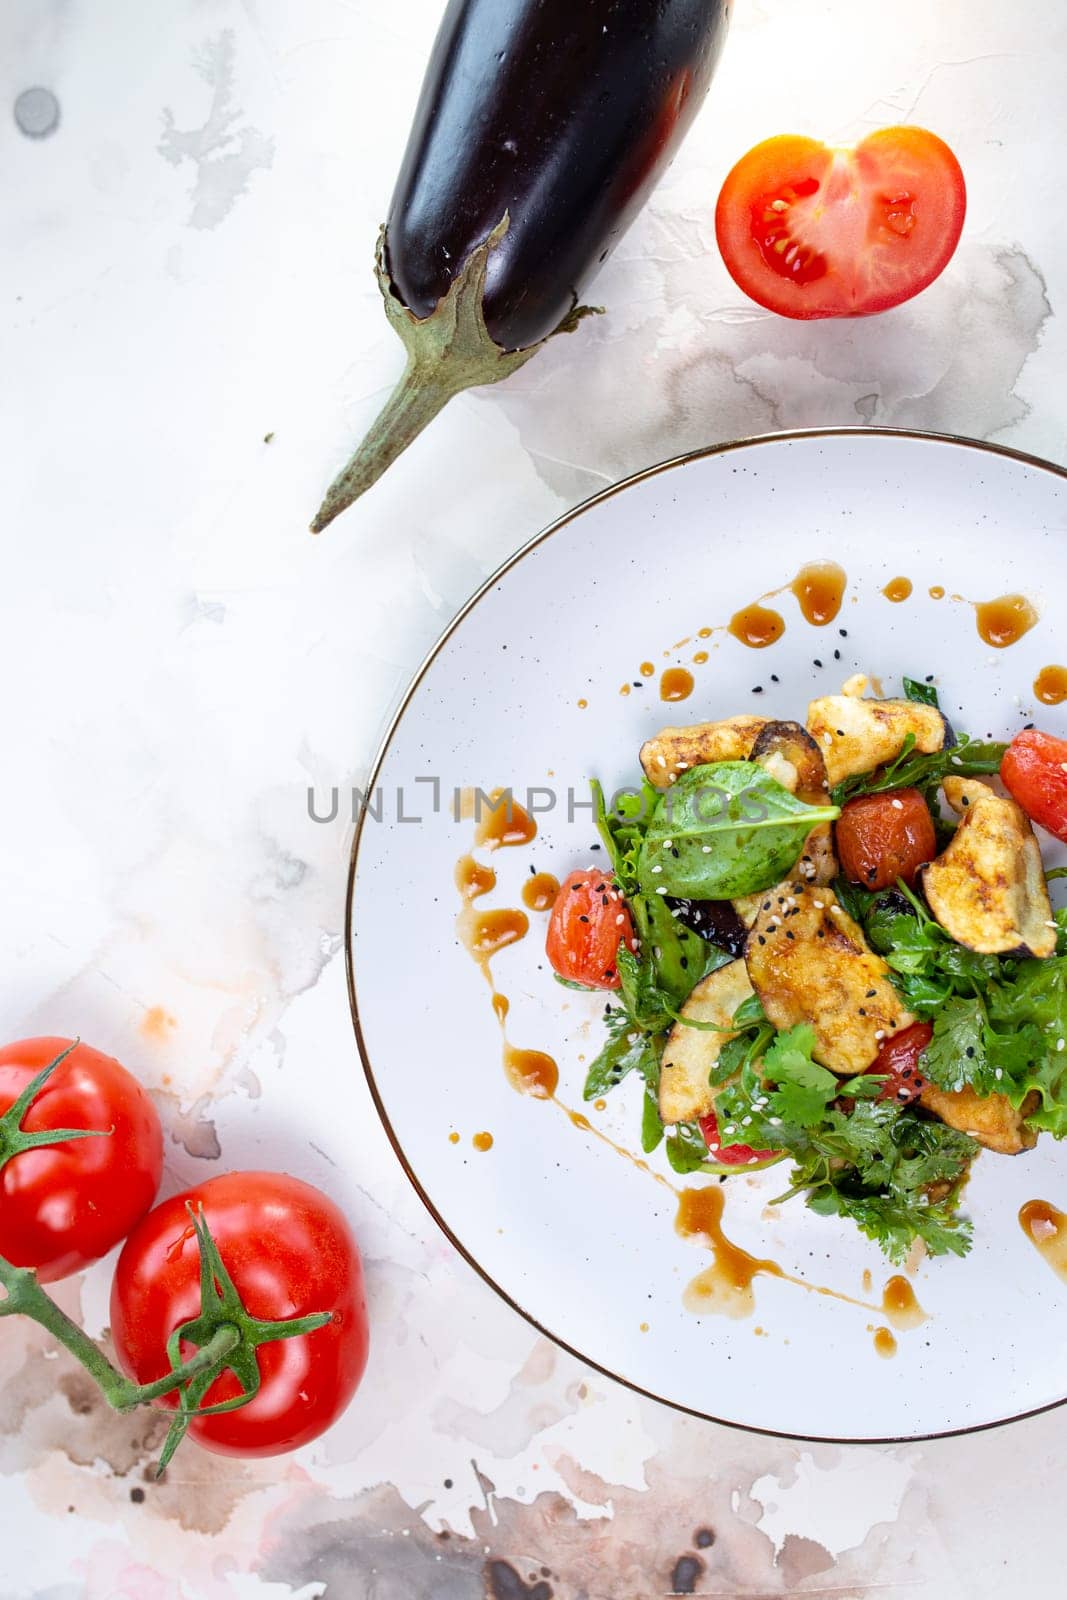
[641,1077,665,1153]
[830,734,1006,808]
[665,1121,718,1175]
[639,762,839,900]
[903,677,940,707]
[582,1006,656,1101]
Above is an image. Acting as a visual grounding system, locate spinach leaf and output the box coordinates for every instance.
[638,763,839,900]
[903,677,940,707]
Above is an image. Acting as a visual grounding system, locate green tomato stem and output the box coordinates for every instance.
[0,1251,239,1410]
[0,1039,113,1175]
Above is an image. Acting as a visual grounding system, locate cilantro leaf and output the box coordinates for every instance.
[760,1025,839,1127]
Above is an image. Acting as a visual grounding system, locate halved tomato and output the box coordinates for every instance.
[715,127,966,319]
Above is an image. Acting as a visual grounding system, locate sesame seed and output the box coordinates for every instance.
[651,864,663,874]
[656,887,668,895]
[616,913,626,925]
[891,799,904,810]
[995,1067,1003,1080]
[875,1029,885,1040]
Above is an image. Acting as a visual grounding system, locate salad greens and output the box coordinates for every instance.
[574,678,1064,1263]
[638,763,839,900]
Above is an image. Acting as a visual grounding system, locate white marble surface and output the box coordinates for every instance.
[2,0,1066,1594]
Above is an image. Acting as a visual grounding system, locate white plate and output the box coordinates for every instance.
[349,430,1067,1440]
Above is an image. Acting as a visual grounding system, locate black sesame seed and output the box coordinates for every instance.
[813,658,823,668]
[785,930,795,940]
[866,988,877,997]
[757,935,766,945]
[965,1045,975,1058]
[578,914,589,923]
[770,674,780,683]
[858,1007,867,1016]
[753,686,764,694]
[839,628,848,637]
[834,649,841,660]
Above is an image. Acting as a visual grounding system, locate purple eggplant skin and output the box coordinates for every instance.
[386,0,732,351]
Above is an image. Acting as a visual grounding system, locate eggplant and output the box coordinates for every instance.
[311,0,731,532]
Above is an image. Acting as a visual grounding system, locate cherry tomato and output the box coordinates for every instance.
[0,1037,163,1283]
[110,1172,369,1458]
[866,1022,932,1104]
[835,788,937,890]
[698,1110,779,1166]
[1001,728,1067,844]
[545,870,637,989]
[715,127,966,319]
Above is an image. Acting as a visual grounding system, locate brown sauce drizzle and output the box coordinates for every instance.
[1019,1200,1067,1282]
[676,1186,783,1318]
[474,791,537,850]
[457,907,529,978]
[882,577,913,603]
[504,1046,558,1099]
[881,1275,926,1330]
[660,667,695,702]
[522,873,559,912]
[455,855,496,902]
[728,604,785,649]
[968,593,1039,649]
[872,1327,897,1359]
[1034,666,1067,706]
[790,561,847,625]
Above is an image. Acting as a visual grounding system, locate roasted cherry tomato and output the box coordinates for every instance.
[866,1022,932,1104]
[835,787,937,890]
[699,1110,780,1166]
[1001,728,1067,844]
[111,1171,369,1458]
[715,127,966,319]
[0,1037,163,1283]
[545,870,637,989]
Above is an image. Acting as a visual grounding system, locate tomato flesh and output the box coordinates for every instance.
[0,1037,163,1283]
[110,1171,369,1457]
[715,127,966,319]
[836,788,937,890]
[699,1110,779,1165]
[545,870,637,989]
[867,1022,932,1104]
[1001,728,1067,844]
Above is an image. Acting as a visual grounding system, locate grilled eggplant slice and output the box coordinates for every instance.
[745,881,915,1075]
[806,692,948,788]
[922,777,1056,958]
[749,719,837,884]
[919,1082,1039,1155]
[640,715,767,789]
[658,959,754,1124]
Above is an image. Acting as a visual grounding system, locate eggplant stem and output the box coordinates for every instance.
[311,213,600,533]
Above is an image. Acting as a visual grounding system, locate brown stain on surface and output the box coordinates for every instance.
[1034,665,1067,705]
[140,1006,177,1040]
[882,576,913,603]
[660,667,695,702]
[1019,1199,1067,1281]
[790,561,847,625]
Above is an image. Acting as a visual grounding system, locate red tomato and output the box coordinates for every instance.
[545,870,637,989]
[867,1022,932,1104]
[715,127,966,319]
[110,1172,369,1458]
[1001,728,1067,844]
[698,1110,779,1166]
[835,788,937,890]
[0,1037,163,1283]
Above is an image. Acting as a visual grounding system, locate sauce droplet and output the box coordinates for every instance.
[474,791,537,850]
[458,908,529,964]
[882,576,913,603]
[728,604,785,649]
[929,585,945,600]
[973,593,1038,649]
[448,1131,460,1145]
[873,1326,897,1359]
[881,1275,926,1330]
[640,661,655,677]
[692,650,709,665]
[454,855,496,902]
[660,667,695,702]
[697,626,713,639]
[522,872,559,912]
[675,1186,782,1318]
[472,1132,494,1152]
[791,561,847,625]
[619,683,631,696]
[577,698,588,710]
[1034,665,1067,706]
[593,1098,607,1112]
[861,1269,873,1293]
[1019,1199,1067,1281]
[504,1046,559,1099]
[491,992,510,1024]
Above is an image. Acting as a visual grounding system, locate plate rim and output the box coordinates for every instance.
[346,425,1067,1444]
